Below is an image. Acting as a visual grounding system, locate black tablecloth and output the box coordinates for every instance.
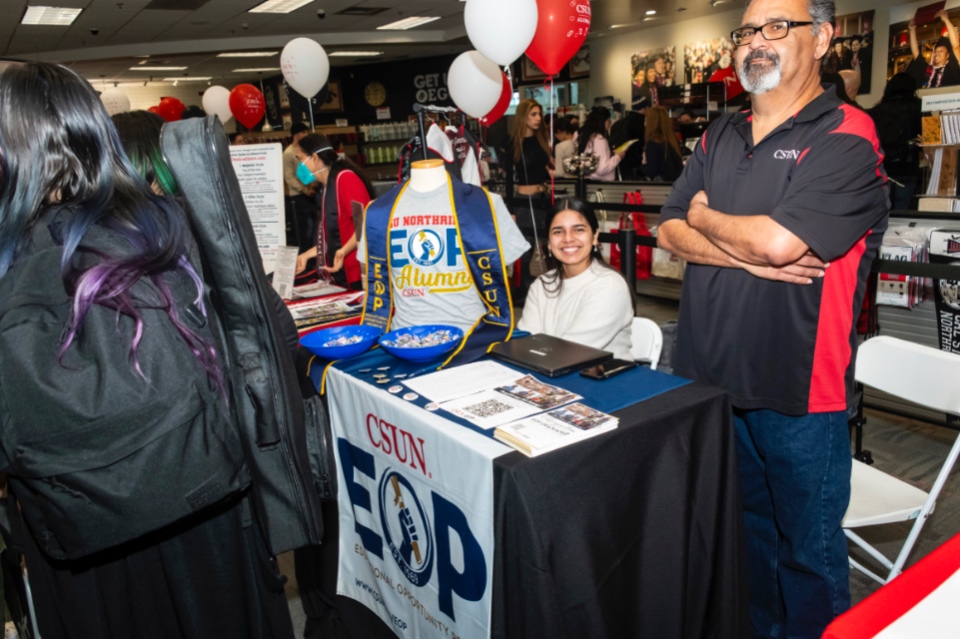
[318,381,748,638]
[492,382,748,638]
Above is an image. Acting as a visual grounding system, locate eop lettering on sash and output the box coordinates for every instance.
[361,174,514,367]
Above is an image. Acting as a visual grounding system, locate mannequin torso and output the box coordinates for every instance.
[409,159,447,192]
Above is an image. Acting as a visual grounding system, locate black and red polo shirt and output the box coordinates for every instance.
[660,86,889,416]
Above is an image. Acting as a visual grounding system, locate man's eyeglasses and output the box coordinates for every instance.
[731,20,814,47]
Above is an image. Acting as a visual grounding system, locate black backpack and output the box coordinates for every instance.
[0,219,251,561]
[0,118,331,562]
[161,116,331,556]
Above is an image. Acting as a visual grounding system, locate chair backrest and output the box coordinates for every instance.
[856,336,960,417]
[630,317,663,369]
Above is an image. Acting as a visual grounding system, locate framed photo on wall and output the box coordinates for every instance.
[569,45,590,78]
[318,80,343,112]
[521,56,547,81]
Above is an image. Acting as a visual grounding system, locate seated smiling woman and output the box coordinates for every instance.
[517,198,634,359]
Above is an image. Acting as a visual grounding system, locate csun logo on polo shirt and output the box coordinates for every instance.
[773,149,801,159]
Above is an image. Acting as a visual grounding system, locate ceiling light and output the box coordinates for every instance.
[248,0,314,14]
[21,6,82,25]
[131,66,188,71]
[231,68,280,73]
[645,10,656,15]
[162,77,212,82]
[217,51,278,57]
[328,51,384,57]
[377,16,440,30]
[610,22,641,29]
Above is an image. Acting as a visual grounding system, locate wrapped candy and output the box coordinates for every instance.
[382,329,458,348]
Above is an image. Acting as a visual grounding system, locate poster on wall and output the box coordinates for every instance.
[228,143,285,273]
[630,47,676,109]
[823,10,874,95]
[887,5,960,89]
[683,37,735,84]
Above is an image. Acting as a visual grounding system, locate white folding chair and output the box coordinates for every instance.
[843,336,960,584]
[630,317,663,370]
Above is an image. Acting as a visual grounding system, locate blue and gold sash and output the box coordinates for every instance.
[361,174,514,368]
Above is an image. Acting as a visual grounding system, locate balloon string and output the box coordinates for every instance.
[548,75,555,205]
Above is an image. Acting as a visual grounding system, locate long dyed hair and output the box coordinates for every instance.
[111,110,179,195]
[0,62,221,386]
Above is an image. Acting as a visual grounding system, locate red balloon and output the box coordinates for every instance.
[229,84,266,130]
[480,72,512,126]
[147,106,161,114]
[157,97,185,122]
[525,0,591,76]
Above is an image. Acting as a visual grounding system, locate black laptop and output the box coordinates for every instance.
[489,334,613,378]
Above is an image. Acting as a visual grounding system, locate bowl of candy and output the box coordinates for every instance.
[300,325,382,360]
[378,325,464,362]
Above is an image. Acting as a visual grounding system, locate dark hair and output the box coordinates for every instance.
[554,116,577,135]
[578,106,612,155]
[881,72,918,102]
[298,133,376,198]
[229,130,245,143]
[290,122,309,136]
[111,110,179,195]
[0,62,221,386]
[540,197,624,297]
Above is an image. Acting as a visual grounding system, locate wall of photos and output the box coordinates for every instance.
[589,0,955,111]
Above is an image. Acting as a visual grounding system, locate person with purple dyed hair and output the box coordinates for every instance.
[0,62,295,639]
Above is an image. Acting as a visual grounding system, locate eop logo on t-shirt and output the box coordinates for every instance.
[408,229,444,267]
[390,216,473,296]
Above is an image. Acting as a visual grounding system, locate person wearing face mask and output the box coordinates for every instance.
[517,198,633,359]
[294,133,375,290]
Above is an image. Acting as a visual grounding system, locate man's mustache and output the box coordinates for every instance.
[742,49,780,70]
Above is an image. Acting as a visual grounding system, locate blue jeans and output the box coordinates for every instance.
[733,409,851,639]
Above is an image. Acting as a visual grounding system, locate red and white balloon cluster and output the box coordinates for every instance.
[199,85,265,129]
[450,0,591,124]
[199,37,332,131]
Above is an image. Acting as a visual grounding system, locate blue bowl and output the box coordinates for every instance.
[300,325,382,360]
[378,325,464,362]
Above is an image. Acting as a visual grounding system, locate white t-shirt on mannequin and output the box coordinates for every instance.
[358,173,529,331]
[518,260,634,360]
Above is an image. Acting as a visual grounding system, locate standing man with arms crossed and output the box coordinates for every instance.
[657,0,889,637]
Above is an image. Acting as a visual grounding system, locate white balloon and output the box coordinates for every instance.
[281,38,330,99]
[464,0,538,66]
[448,51,503,119]
[99,89,130,116]
[202,85,233,124]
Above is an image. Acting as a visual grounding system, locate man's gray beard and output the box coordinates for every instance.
[739,52,782,95]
